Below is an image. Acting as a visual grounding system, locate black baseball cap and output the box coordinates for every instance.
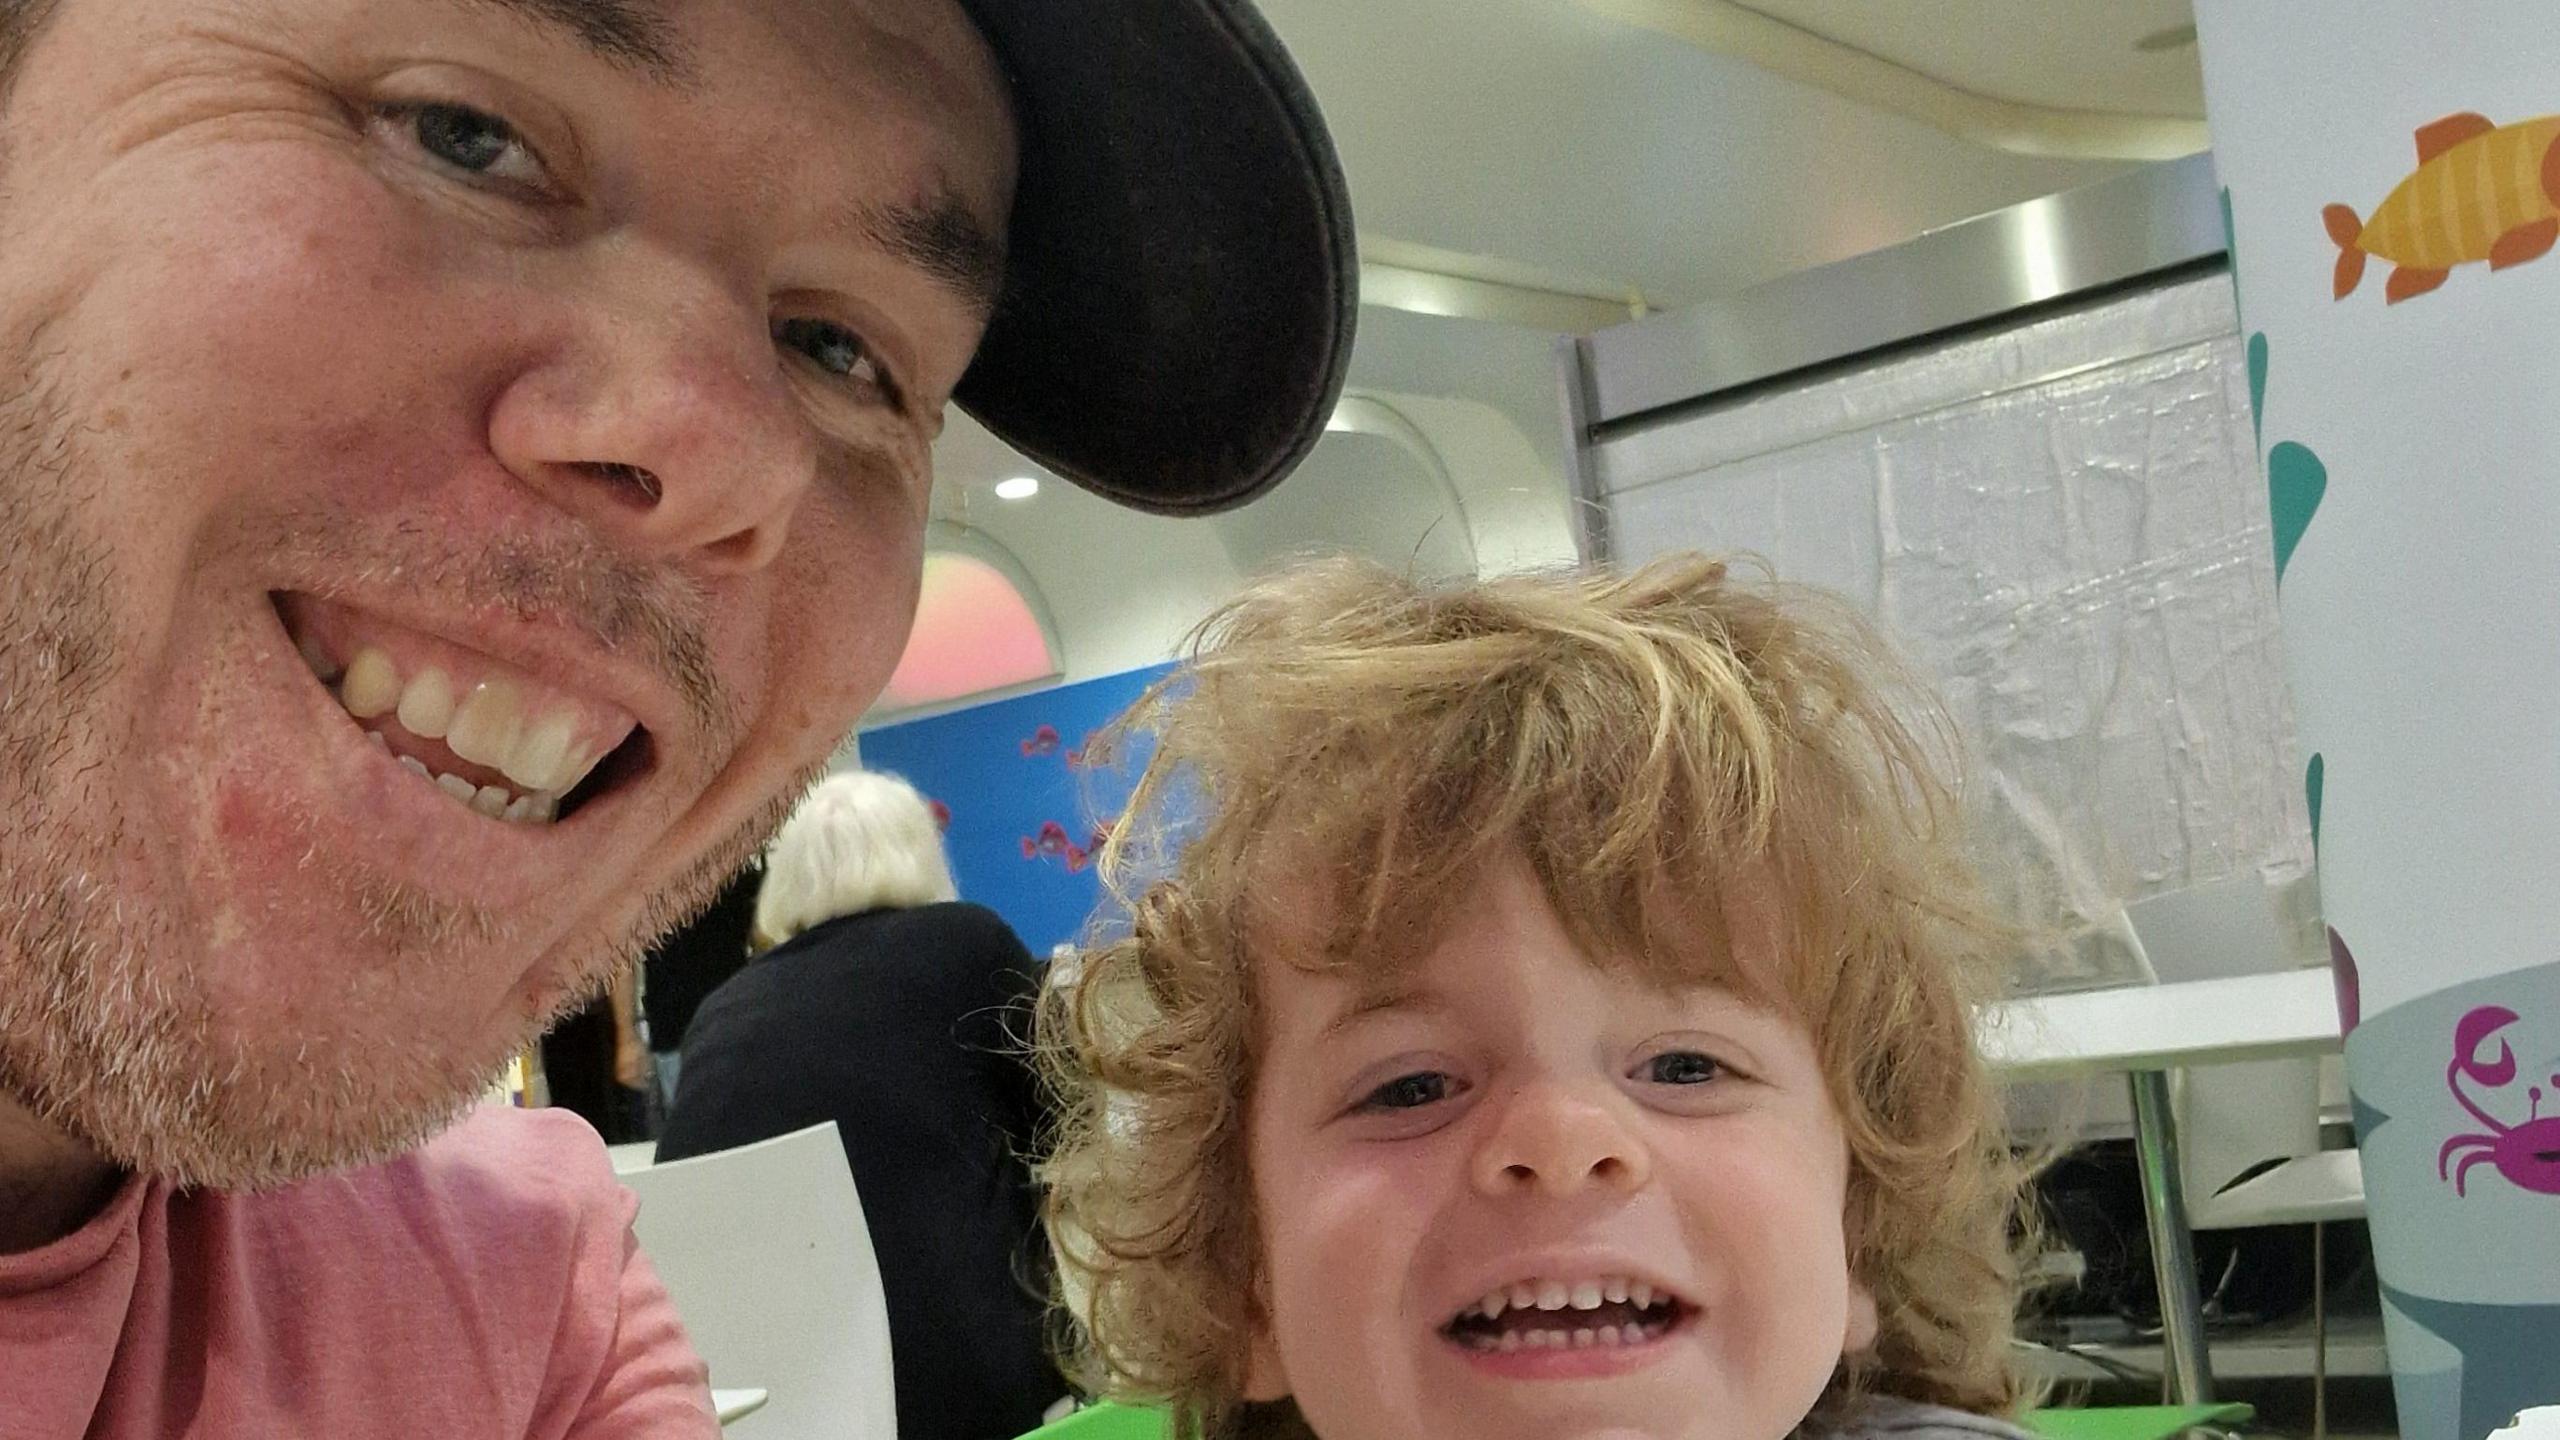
[949,0,1358,515]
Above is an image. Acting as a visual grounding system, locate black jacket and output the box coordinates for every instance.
[655,902,1057,1440]
[639,859,761,1055]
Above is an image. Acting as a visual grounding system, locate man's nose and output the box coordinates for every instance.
[1468,1075,1653,1200]
[488,243,817,573]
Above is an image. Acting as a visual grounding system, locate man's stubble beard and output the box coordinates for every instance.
[0,330,800,1192]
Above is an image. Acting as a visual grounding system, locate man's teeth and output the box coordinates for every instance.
[380,743,558,824]
[336,646,610,796]
[341,649,400,717]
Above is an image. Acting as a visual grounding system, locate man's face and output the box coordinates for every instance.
[0,0,1015,1185]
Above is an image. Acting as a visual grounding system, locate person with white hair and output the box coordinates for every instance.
[656,770,1058,1439]
[750,771,964,942]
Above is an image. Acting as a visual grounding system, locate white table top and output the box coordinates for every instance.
[1976,967,2343,1078]
[2493,1409,2560,1440]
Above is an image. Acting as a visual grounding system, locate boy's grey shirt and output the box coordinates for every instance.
[1824,1396,2040,1440]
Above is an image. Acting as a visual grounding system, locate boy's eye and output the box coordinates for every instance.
[1642,1051,1723,1086]
[1362,1071,1453,1111]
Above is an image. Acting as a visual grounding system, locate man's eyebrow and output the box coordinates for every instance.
[452,0,697,86]
[865,191,1008,317]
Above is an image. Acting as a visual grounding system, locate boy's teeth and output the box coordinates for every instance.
[1469,1317,1658,1354]
[1465,1275,1673,1323]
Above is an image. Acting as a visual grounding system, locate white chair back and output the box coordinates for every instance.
[620,1123,895,1438]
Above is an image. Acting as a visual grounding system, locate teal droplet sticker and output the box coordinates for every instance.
[2222,187,2246,324]
[2247,333,2269,447]
[2306,752,2324,854]
[2268,441,2327,582]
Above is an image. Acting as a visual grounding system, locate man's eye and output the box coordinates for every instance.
[1642,1051,1723,1086]
[776,317,894,394]
[1361,1071,1452,1111]
[398,103,546,187]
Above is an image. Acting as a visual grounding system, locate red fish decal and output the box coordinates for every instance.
[1021,820,1073,862]
[1020,724,1062,758]
[1024,819,1112,872]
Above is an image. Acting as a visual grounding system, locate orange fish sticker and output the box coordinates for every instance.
[2326,111,2560,303]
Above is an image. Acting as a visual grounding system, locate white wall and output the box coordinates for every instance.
[911,375,1583,700]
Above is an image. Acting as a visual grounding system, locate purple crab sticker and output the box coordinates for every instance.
[2440,1004,2560,1197]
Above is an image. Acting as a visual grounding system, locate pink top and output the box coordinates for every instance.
[0,1105,718,1439]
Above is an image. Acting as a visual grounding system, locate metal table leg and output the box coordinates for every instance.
[2129,1068,2216,1402]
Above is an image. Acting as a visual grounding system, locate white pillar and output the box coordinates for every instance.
[2196,8,2560,1437]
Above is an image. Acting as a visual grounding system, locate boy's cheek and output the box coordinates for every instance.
[1239,1188,1297,1404]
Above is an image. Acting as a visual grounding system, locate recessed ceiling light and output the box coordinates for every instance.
[994,476,1041,501]
[2134,23,2195,52]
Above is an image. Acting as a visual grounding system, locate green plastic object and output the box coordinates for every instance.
[2025,1403,2256,1440]
[1018,1402,1173,1440]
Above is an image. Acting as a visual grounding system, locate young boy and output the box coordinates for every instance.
[1038,555,2042,1440]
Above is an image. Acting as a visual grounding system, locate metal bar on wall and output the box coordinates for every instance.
[1553,333,1612,565]
[1575,151,2229,439]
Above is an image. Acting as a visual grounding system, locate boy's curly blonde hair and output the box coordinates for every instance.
[1037,554,2041,1439]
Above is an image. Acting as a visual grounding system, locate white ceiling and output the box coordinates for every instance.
[909,0,2210,708]
[1255,0,2140,308]
[1752,0,2204,119]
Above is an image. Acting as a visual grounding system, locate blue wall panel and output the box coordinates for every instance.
[857,664,1173,957]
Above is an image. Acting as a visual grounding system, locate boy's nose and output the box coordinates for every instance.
[1468,1078,1652,1199]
